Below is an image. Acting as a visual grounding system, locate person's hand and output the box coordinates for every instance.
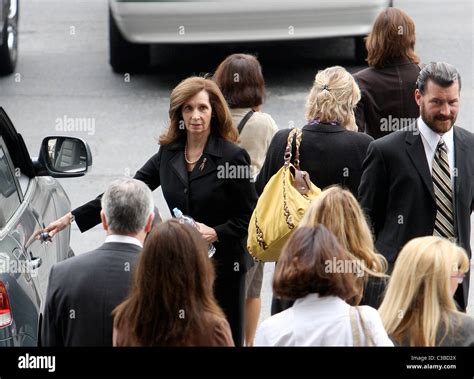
[43,212,74,239]
[195,222,218,243]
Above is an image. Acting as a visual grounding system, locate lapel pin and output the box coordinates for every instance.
[199,157,207,171]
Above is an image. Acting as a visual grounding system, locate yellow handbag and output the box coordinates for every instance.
[248,128,321,262]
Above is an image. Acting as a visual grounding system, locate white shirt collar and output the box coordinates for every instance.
[294,293,348,309]
[104,234,143,248]
[418,117,454,153]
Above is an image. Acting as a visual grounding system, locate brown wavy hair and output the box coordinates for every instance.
[366,7,420,69]
[112,219,225,346]
[273,225,359,301]
[214,53,266,108]
[159,76,238,145]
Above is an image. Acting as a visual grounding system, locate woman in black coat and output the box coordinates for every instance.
[255,66,374,315]
[46,77,257,346]
[353,7,421,139]
[256,66,373,197]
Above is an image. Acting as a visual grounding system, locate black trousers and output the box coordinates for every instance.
[214,266,246,347]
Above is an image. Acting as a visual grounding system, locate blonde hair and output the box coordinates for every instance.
[379,237,469,346]
[299,186,387,303]
[305,66,360,131]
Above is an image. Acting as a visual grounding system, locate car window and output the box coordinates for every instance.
[0,145,21,229]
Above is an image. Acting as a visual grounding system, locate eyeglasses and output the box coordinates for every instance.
[451,274,466,284]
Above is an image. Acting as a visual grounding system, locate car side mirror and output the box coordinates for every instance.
[36,136,93,178]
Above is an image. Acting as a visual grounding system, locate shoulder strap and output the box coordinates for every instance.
[237,110,254,134]
[284,128,298,168]
[356,307,376,346]
[283,128,303,168]
[350,307,361,347]
[293,128,302,169]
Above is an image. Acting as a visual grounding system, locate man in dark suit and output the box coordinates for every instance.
[41,178,155,346]
[359,62,474,310]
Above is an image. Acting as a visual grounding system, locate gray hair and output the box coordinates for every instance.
[101,178,154,234]
[416,62,461,95]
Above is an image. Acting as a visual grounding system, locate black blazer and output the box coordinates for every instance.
[353,58,420,139]
[358,125,474,309]
[256,124,373,196]
[41,242,141,346]
[72,132,257,272]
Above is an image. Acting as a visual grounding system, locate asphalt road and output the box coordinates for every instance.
[0,0,473,323]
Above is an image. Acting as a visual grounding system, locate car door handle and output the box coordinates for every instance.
[27,256,42,271]
[28,251,42,270]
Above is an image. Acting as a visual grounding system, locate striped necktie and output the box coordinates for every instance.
[432,138,455,239]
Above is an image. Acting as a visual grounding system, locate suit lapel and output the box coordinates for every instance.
[169,150,188,187]
[405,129,435,202]
[453,127,468,218]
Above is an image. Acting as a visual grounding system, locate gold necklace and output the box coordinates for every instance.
[184,144,203,165]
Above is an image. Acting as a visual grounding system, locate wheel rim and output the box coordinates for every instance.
[7,0,18,64]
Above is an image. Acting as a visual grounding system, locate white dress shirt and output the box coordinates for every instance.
[254,293,393,347]
[104,234,143,248]
[418,117,455,186]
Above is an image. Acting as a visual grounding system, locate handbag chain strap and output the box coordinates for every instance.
[282,128,302,229]
[254,214,268,252]
[294,129,302,169]
[283,128,301,169]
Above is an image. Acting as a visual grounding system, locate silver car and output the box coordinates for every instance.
[109,0,392,72]
[0,108,92,346]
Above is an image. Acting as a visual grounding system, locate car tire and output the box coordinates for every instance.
[354,35,367,65]
[0,0,19,76]
[109,8,150,73]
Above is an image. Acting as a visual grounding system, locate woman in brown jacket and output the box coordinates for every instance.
[112,219,234,346]
[354,7,421,139]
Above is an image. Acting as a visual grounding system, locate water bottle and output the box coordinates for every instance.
[172,208,216,258]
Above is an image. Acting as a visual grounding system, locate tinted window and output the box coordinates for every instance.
[0,146,21,228]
